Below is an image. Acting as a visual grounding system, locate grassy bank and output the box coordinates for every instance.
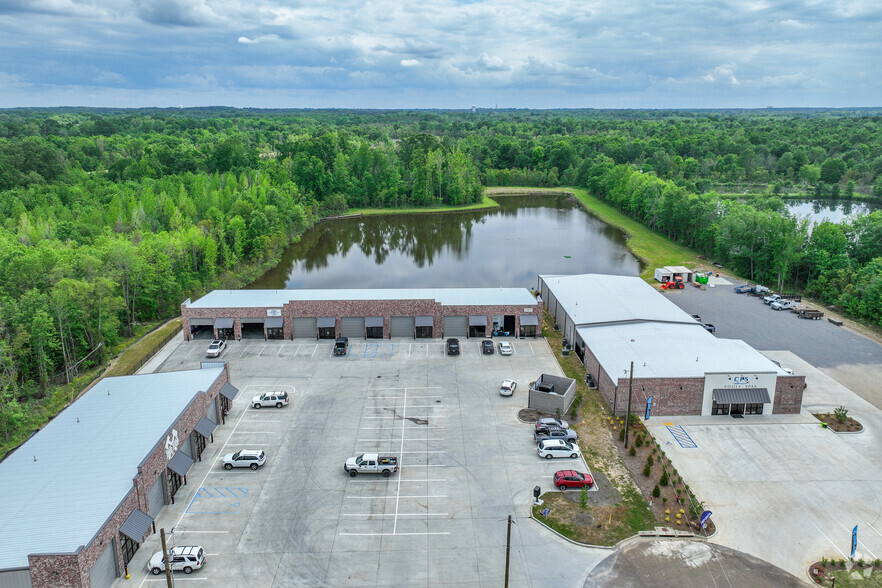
[347,195,499,216]
[486,187,700,281]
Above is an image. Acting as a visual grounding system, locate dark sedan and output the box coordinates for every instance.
[481,340,494,354]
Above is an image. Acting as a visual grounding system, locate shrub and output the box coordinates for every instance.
[646,455,654,466]
[643,462,652,477]
[834,406,849,422]
[580,485,589,511]
[858,559,864,567]
[652,484,660,498]
[662,497,667,503]
[874,558,881,567]
[635,435,643,448]
[838,559,845,567]
[660,471,669,486]
[619,428,626,442]
[821,557,828,567]
[629,446,636,456]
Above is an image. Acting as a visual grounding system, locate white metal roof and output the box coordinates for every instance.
[577,322,789,379]
[540,274,693,325]
[0,367,224,570]
[186,288,538,309]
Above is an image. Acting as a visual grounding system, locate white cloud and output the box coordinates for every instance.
[702,64,740,86]
[400,59,422,67]
[238,33,280,44]
[780,19,812,29]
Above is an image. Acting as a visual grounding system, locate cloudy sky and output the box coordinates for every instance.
[1,0,880,109]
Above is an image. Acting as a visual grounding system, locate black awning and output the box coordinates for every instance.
[415,316,433,327]
[519,315,539,326]
[194,416,217,438]
[469,315,487,326]
[120,508,153,542]
[189,318,214,326]
[317,317,335,328]
[167,451,194,477]
[365,317,383,328]
[219,382,239,401]
[713,388,771,404]
[265,317,284,328]
[214,318,234,329]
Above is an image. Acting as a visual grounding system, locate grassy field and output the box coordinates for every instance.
[486,186,701,281]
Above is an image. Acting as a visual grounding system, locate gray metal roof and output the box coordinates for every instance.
[520,315,539,325]
[577,322,785,380]
[186,287,538,309]
[119,509,153,542]
[219,382,239,401]
[0,367,224,570]
[265,317,284,328]
[713,388,771,404]
[540,274,693,326]
[194,416,217,438]
[167,451,194,477]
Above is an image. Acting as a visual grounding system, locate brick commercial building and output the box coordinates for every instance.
[181,288,542,342]
[538,274,805,418]
[0,364,238,588]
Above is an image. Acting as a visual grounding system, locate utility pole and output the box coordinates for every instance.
[624,361,634,449]
[160,528,173,587]
[504,514,512,588]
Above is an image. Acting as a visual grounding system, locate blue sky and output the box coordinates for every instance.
[1,0,880,109]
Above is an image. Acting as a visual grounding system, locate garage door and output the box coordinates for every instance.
[89,541,118,588]
[443,316,467,337]
[147,476,166,517]
[293,317,317,339]
[189,318,214,326]
[546,291,559,324]
[205,398,218,424]
[341,317,365,339]
[390,316,414,338]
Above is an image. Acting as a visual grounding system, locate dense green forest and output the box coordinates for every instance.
[1,107,881,444]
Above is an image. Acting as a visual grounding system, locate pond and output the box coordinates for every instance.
[784,199,880,225]
[249,193,643,289]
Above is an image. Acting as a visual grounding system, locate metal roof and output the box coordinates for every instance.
[713,388,771,404]
[119,509,153,542]
[194,416,217,439]
[219,382,239,401]
[540,274,693,326]
[167,451,194,478]
[265,317,284,328]
[577,322,785,380]
[186,288,538,309]
[520,315,539,325]
[0,367,224,570]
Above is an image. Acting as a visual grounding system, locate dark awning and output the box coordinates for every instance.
[120,509,153,542]
[365,317,383,328]
[194,416,217,438]
[265,317,284,328]
[713,388,771,404]
[317,317,335,328]
[519,315,539,326]
[415,316,433,327]
[219,382,239,401]
[214,318,234,329]
[240,317,265,324]
[469,315,487,326]
[189,318,214,326]
[167,451,194,477]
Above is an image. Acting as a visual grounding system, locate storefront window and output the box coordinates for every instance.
[712,402,730,415]
[745,403,764,415]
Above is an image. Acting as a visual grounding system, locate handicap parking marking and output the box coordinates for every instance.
[664,423,698,448]
[185,486,250,514]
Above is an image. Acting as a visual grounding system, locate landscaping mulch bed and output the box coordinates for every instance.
[603,415,715,536]
[812,413,864,433]
[808,560,882,586]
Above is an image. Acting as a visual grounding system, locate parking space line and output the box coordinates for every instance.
[369,395,444,399]
[400,450,445,454]
[185,345,201,358]
[257,345,267,357]
[228,430,280,433]
[358,439,444,442]
[236,345,248,359]
[347,478,448,483]
[866,521,882,538]
[339,532,450,536]
[346,495,448,499]
[843,524,879,558]
[371,387,443,391]
[276,346,285,357]
[392,388,407,533]
[343,513,449,517]
[811,521,847,557]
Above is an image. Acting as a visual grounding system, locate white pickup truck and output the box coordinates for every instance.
[344,453,398,477]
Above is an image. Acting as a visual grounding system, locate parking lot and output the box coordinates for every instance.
[121,338,610,587]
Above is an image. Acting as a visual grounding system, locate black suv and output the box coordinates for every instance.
[481,340,494,354]
[446,338,460,355]
[333,337,348,356]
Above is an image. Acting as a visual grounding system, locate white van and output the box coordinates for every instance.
[537,439,581,460]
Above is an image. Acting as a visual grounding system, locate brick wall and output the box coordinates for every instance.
[182,297,542,341]
[773,375,805,414]
[26,365,231,588]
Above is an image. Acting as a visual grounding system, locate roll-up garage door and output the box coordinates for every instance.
[147,476,166,517]
[390,316,414,338]
[205,398,218,424]
[546,292,559,324]
[89,541,118,588]
[178,434,193,459]
[341,317,365,338]
[293,317,317,338]
[443,316,467,337]
[189,318,214,326]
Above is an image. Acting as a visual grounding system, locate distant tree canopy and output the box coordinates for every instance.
[0,106,881,442]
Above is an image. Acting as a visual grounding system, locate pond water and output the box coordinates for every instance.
[250,193,643,289]
[784,199,880,224]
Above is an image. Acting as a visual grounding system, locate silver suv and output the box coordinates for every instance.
[222,449,266,470]
[534,425,578,443]
[252,391,289,408]
[147,545,205,575]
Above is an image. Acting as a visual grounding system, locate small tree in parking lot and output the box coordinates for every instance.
[834,406,849,422]
[579,485,589,511]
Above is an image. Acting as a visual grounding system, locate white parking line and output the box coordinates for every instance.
[185,345,200,358]
[276,346,285,357]
[228,431,280,434]
[365,405,445,409]
[370,387,443,391]
[346,495,448,499]
[399,450,445,454]
[343,513,448,517]
[339,532,450,536]
[369,395,444,399]
[866,521,882,538]
[811,521,847,557]
[347,478,448,483]
[843,524,879,558]
[357,439,444,442]
[392,388,407,533]
[359,426,445,430]
[236,346,248,359]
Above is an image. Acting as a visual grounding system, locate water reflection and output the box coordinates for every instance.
[250,194,643,289]
[784,199,879,225]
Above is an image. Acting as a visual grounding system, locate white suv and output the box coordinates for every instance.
[222,449,266,470]
[537,439,582,460]
[147,546,205,575]
[205,340,226,357]
[252,391,289,408]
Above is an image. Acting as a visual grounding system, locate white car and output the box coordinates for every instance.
[205,340,226,357]
[537,439,582,460]
[222,449,266,470]
[251,391,289,408]
[147,546,205,575]
[498,341,513,355]
[500,379,517,396]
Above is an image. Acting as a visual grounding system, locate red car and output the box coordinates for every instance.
[554,470,594,490]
